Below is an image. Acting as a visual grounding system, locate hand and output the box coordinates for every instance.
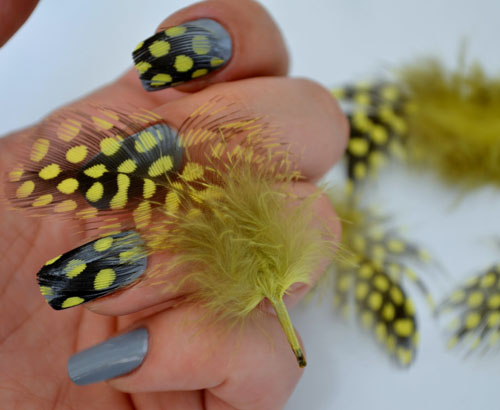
[0,1,347,409]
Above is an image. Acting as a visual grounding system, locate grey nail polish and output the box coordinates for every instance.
[68,328,149,385]
[132,18,233,91]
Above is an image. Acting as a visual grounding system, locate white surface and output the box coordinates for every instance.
[1,1,500,409]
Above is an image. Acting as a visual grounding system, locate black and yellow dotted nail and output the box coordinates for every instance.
[37,231,147,310]
[132,19,232,91]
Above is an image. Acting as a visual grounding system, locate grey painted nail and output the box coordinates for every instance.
[132,18,233,91]
[68,328,149,385]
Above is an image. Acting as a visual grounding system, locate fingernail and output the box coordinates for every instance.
[132,18,232,91]
[37,231,147,310]
[68,328,149,385]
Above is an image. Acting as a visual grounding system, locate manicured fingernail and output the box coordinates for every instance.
[132,18,232,91]
[38,231,147,310]
[68,328,149,385]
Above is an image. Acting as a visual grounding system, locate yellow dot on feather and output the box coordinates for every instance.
[38,163,61,180]
[387,239,405,253]
[405,299,415,315]
[375,323,387,342]
[57,178,79,194]
[94,237,114,252]
[134,200,152,228]
[150,73,172,87]
[100,138,121,156]
[134,41,144,51]
[488,312,500,327]
[32,194,53,207]
[210,57,225,67]
[44,255,61,265]
[135,61,151,74]
[181,162,204,181]
[397,348,412,365]
[94,268,116,290]
[192,35,210,55]
[86,182,104,202]
[192,69,208,78]
[61,297,85,308]
[16,180,35,199]
[135,131,158,153]
[465,312,481,329]
[382,303,395,321]
[371,126,388,145]
[92,116,114,130]
[390,286,404,305]
[165,26,186,37]
[174,55,194,72]
[117,159,137,173]
[358,264,373,279]
[355,282,369,300]
[449,289,465,303]
[368,291,383,310]
[110,174,130,210]
[148,155,173,177]
[361,311,373,328]
[40,286,53,296]
[143,178,156,199]
[120,247,142,264]
[30,139,50,162]
[467,291,484,308]
[165,191,181,213]
[481,273,496,288]
[66,145,88,163]
[57,120,81,142]
[373,275,389,292]
[84,164,108,178]
[9,166,24,182]
[488,294,500,309]
[65,259,86,278]
[348,138,369,157]
[354,162,367,179]
[149,40,171,57]
[386,335,396,353]
[54,200,77,213]
[394,319,414,337]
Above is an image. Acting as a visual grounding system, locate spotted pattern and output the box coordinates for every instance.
[133,19,232,91]
[37,231,147,310]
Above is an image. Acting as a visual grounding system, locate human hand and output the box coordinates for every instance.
[0,1,347,409]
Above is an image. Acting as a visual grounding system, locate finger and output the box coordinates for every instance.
[0,0,39,47]
[69,304,304,410]
[130,0,288,93]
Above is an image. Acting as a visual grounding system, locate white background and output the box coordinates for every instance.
[1,1,500,409]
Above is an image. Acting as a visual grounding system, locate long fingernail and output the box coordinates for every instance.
[132,18,232,91]
[38,231,147,310]
[68,328,149,385]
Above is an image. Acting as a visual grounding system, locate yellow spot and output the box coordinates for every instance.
[134,201,152,228]
[84,164,108,178]
[368,292,383,310]
[375,323,387,342]
[386,335,396,353]
[369,151,387,168]
[354,92,370,106]
[94,237,114,252]
[488,294,500,309]
[466,275,479,287]
[32,194,53,207]
[148,155,173,177]
[55,200,77,213]
[382,303,395,321]
[465,312,481,329]
[331,88,345,99]
[110,174,130,210]
[150,73,173,87]
[117,159,137,174]
[192,35,210,54]
[371,126,388,145]
[45,255,61,265]
[373,275,389,292]
[181,162,204,181]
[66,145,88,164]
[361,311,373,329]
[397,348,412,365]
[174,55,194,72]
[65,260,86,278]
[352,111,372,132]
[192,68,208,78]
[337,275,351,292]
[390,286,404,305]
[100,138,121,156]
[352,235,365,252]
[387,239,405,253]
[165,26,186,37]
[481,273,496,288]
[447,336,459,349]
[488,312,500,327]
[394,319,414,337]
[9,166,24,182]
[57,178,79,194]
[381,85,399,101]
[149,40,171,57]
[30,138,50,162]
[92,116,114,130]
[86,182,104,202]
[135,131,158,153]
[76,208,98,219]
[120,247,143,264]
[143,178,156,199]
[135,61,152,74]
[16,180,35,199]
[354,162,366,179]
[165,191,181,213]
[355,282,369,300]
[450,289,466,303]
[348,138,369,157]
[94,268,116,290]
[61,297,85,308]
[210,57,225,67]
[359,264,374,279]
[40,286,53,296]
[134,41,143,51]
[467,291,484,308]
[38,163,61,180]
[405,299,415,315]
[372,245,386,261]
[57,119,81,142]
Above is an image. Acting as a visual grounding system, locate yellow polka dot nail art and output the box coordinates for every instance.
[133,19,232,91]
[37,231,147,310]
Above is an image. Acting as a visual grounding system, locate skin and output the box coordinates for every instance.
[0,1,348,409]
